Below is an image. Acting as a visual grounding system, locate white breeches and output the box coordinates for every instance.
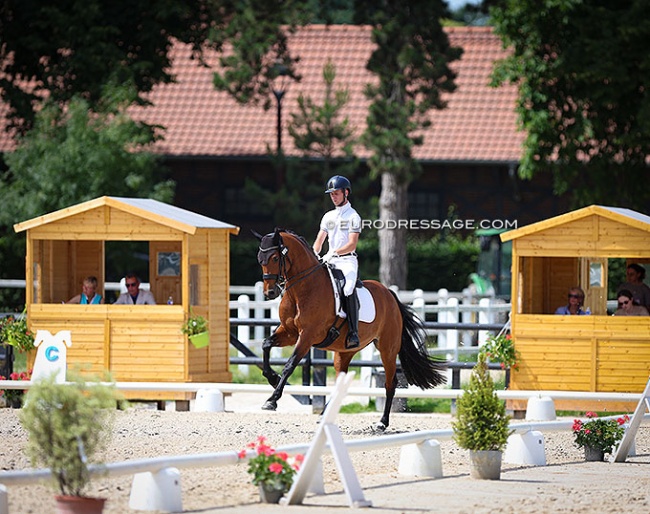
[331,256,358,296]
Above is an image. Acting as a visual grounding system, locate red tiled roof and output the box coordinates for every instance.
[0,25,524,162]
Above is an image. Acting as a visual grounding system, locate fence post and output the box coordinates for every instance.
[437,288,448,350]
[478,297,491,346]
[237,295,251,375]
[412,289,425,320]
[254,281,265,342]
[446,296,459,362]
[461,288,474,348]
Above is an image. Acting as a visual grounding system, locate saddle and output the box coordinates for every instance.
[314,264,375,349]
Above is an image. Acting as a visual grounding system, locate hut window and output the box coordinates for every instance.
[157,252,180,276]
[190,265,199,306]
[589,262,603,288]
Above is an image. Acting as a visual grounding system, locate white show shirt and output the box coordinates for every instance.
[319,202,361,296]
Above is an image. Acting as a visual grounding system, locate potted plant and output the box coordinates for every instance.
[19,372,124,514]
[479,331,519,371]
[0,369,32,408]
[0,310,35,353]
[181,310,209,348]
[238,436,304,503]
[452,354,512,479]
[572,411,630,461]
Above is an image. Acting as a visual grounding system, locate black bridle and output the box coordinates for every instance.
[257,232,325,294]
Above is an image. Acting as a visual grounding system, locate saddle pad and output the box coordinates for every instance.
[357,286,376,324]
[326,266,376,323]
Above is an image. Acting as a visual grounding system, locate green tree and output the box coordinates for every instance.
[355,0,462,288]
[244,60,370,237]
[490,0,650,210]
[0,85,174,308]
[0,0,229,132]
[0,86,173,225]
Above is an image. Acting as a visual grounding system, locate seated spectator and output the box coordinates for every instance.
[66,276,104,304]
[617,263,650,310]
[113,273,156,305]
[555,287,590,315]
[614,289,649,316]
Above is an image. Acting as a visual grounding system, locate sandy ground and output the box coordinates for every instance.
[1,394,649,514]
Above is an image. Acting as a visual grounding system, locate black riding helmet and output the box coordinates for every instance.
[325,175,351,194]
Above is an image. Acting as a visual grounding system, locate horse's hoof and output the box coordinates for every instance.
[372,421,387,433]
[262,400,277,411]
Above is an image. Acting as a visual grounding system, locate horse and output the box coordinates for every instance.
[254,228,447,431]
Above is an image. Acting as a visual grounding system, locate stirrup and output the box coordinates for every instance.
[346,332,360,349]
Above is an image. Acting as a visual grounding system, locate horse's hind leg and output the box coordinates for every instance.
[375,361,397,432]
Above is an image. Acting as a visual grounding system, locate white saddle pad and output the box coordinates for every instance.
[327,267,376,323]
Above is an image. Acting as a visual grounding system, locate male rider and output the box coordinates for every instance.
[312,175,361,348]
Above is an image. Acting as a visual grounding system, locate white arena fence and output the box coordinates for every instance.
[0,380,648,514]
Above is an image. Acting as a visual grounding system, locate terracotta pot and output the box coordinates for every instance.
[258,484,285,504]
[584,445,605,462]
[469,450,502,480]
[54,495,105,514]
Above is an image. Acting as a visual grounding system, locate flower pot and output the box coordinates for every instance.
[258,484,285,504]
[54,495,105,514]
[469,450,502,480]
[584,445,604,462]
[189,331,209,348]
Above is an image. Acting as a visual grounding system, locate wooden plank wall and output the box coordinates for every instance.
[509,314,650,412]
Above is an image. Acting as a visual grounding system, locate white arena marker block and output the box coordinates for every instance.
[525,396,556,421]
[129,467,182,512]
[0,484,8,514]
[398,440,443,478]
[504,431,546,466]
[193,389,224,412]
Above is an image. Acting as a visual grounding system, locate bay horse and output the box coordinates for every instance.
[254,228,447,431]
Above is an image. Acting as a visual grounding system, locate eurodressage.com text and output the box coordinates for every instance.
[328,219,518,231]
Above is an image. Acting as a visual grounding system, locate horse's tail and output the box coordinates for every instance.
[389,290,447,389]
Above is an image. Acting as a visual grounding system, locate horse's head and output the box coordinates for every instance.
[255,229,286,300]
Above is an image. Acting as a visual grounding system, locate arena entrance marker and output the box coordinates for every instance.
[281,371,372,508]
[610,376,650,463]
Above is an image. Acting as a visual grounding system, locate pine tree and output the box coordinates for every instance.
[452,354,511,451]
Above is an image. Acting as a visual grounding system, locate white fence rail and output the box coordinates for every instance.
[229,282,511,349]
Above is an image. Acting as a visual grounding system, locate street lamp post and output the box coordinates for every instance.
[273,88,285,153]
[270,62,290,154]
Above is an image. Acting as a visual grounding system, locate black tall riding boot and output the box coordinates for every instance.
[345,290,360,349]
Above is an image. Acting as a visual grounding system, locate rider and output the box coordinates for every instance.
[313,175,362,349]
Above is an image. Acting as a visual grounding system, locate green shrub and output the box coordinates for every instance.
[452,355,511,451]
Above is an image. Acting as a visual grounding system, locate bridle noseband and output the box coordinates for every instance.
[258,232,325,294]
[258,237,290,289]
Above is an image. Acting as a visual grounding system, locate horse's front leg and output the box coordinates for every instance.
[261,326,295,388]
[262,336,311,411]
[262,334,280,387]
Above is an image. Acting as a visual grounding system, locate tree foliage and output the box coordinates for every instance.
[243,60,371,237]
[0,0,228,131]
[0,85,174,227]
[490,0,650,210]
[355,0,462,288]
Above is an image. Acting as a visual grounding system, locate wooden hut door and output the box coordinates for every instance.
[150,242,182,304]
[580,257,607,315]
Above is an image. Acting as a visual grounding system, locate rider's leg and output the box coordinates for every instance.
[344,289,360,349]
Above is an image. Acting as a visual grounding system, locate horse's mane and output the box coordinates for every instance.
[276,228,313,255]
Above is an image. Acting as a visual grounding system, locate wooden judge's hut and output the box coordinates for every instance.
[14,197,239,401]
[500,205,650,412]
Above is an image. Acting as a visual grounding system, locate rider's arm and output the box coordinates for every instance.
[313,229,328,255]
